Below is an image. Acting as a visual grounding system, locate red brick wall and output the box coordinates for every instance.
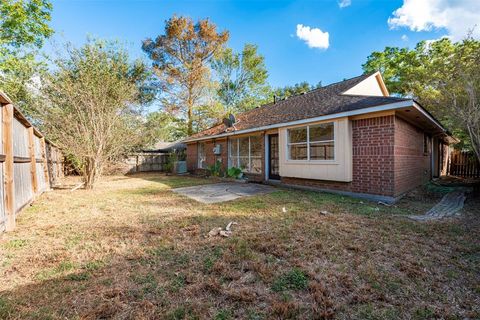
[352,115,395,196]
[394,116,431,195]
[186,142,197,172]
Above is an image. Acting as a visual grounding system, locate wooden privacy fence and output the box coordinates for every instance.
[447,150,480,178]
[124,153,169,173]
[0,92,63,232]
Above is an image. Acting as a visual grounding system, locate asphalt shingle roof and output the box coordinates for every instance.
[187,74,410,140]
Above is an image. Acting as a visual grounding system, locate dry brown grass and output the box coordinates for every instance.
[0,173,478,319]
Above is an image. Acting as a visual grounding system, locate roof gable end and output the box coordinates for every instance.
[342,71,389,97]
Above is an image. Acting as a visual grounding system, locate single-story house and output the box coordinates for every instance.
[183,72,455,202]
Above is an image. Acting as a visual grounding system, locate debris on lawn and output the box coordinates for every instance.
[208,221,238,238]
[70,183,85,192]
[378,201,391,207]
[225,221,237,231]
[282,207,287,213]
[320,210,329,215]
[208,227,222,237]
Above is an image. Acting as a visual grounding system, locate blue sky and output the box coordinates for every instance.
[48,0,473,88]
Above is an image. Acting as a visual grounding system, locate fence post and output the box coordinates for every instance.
[28,127,38,195]
[40,138,50,188]
[3,104,15,231]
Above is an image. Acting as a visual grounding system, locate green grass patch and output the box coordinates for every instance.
[36,261,76,281]
[272,268,308,292]
[4,239,28,249]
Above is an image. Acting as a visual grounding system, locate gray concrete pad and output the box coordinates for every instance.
[172,182,276,204]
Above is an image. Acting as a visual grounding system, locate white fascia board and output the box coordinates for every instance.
[184,100,414,142]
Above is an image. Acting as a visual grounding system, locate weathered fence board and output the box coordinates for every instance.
[447,150,480,178]
[0,91,64,232]
[124,153,168,173]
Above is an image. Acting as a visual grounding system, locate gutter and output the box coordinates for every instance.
[184,100,414,142]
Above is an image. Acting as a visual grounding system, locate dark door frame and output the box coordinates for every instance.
[268,134,280,180]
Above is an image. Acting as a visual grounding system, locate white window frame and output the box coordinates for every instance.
[197,142,206,169]
[287,122,335,162]
[228,135,262,174]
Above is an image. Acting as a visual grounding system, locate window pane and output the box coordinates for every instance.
[250,135,262,157]
[229,139,238,157]
[239,137,249,156]
[239,157,249,171]
[250,157,262,174]
[229,139,238,168]
[289,143,307,160]
[288,127,307,143]
[310,123,334,142]
[310,142,334,160]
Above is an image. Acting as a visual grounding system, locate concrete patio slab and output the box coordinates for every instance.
[172,182,276,204]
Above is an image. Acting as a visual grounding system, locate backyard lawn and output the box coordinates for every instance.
[0,173,478,319]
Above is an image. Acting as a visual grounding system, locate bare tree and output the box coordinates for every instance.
[39,39,152,189]
[142,16,229,136]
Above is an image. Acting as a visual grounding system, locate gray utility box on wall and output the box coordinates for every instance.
[213,144,221,155]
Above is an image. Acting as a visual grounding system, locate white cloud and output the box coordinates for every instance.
[296,24,330,49]
[401,34,409,41]
[388,0,480,41]
[338,0,351,8]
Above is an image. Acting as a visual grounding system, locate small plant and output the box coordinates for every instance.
[5,239,28,249]
[226,166,243,179]
[164,152,177,174]
[208,159,223,177]
[272,268,308,292]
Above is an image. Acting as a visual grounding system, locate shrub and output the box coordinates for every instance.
[208,160,223,177]
[226,167,243,179]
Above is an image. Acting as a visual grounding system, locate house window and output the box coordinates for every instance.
[229,135,262,174]
[197,142,206,169]
[287,122,334,161]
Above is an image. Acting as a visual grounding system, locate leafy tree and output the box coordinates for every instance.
[212,43,269,114]
[363,37,480,161]
[273,81,322,100]
[0,0,53,112]
[38,39,153,189]
[143,111,187,145]
[142,16,229,136]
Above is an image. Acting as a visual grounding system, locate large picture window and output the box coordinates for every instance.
[287,122,334,161]
[197,142,207,169]
[229,135,262,174]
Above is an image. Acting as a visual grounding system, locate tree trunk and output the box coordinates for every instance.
[82,157,98,190]
[187,98,193,136]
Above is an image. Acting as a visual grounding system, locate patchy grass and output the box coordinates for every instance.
[0,172,478,319]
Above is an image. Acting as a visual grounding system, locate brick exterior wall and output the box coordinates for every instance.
[352,115,395,196]
[187,114,432,198]
[186,142,197,172]
[394,116,431,195]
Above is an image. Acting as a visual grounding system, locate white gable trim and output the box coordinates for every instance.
[342,71,389,97]
[184,100,414,142]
